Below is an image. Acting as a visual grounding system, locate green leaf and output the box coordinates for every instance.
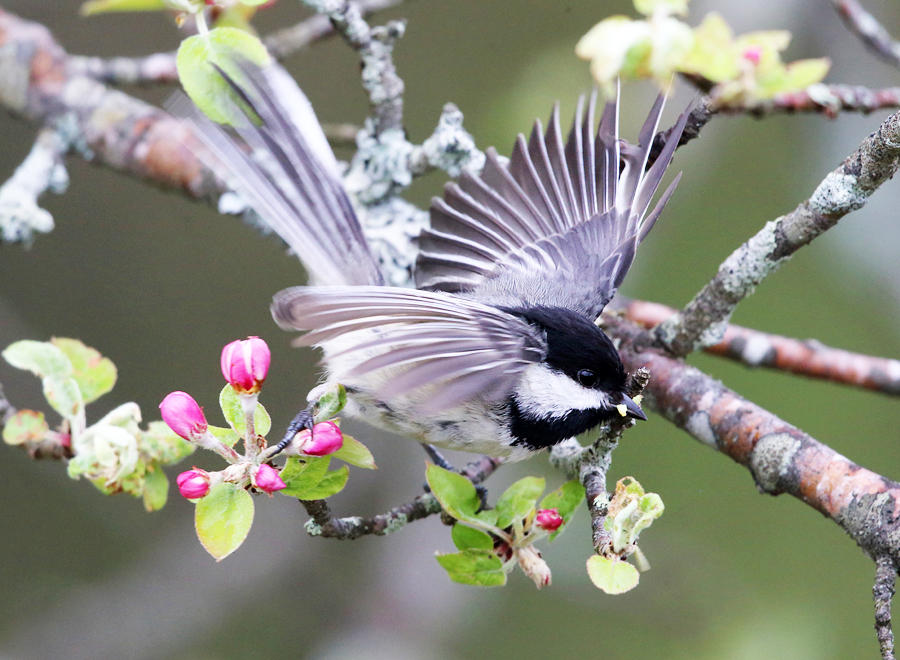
[586,555,640,594]
[176,27,271,124]
[43,376,84,420]
[51,338,117,404]
[294,466,349,499]
[2,410,49,446]
[208,424,241,448]
[3,340,72,380]
[142,465,169,512]
[218,384,271,438]
[332,433,376,469]
[238,0,270,6]
[80,0,168,15]
[633,0,689,16]
[781,58,830,90]
[540,479,586,540]
[280,455,329,493]
[279,456,347,499]
[451,524,494,552]
[425,464,483,524]
[195,482,255,561]
[681,12,739,82]
[436,550,506,587]
[314,384,347,422]
[495,476,545,529]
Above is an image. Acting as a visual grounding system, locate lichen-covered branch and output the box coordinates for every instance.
[302,0,405,136]
[301,492,442,539]
[608,315,900,568]
[621,299,900,396]
[655,108,900,357]
[299,455,501,539]
[832,0,900,69]
[0,124,71,243]
[0,7,482,261]
[874,555,897,660]
[0,9,220,210]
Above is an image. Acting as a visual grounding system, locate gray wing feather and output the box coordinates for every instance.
[171,62,383,287]
[272,286,546,410]
[416,89,691,319]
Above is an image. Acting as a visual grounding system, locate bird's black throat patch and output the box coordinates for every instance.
[506,397,619,450]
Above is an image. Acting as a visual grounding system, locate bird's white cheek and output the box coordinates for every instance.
[513,364,610,420]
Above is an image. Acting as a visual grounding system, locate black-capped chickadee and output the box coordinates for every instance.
[184,64,689,461]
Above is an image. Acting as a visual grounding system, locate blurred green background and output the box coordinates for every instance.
[0,1,898,658]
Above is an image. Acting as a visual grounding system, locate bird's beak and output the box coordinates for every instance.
[619,394,647,421]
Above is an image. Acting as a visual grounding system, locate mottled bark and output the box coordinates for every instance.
[622,299,900,396]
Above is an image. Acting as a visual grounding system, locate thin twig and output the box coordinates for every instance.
[303,0,405,136]
[654,108,900,357]
[620,299,900,396]
[299,454,501,539]
[727,84,900,119]
[67,0,403,86]
[832,0,900,69]
[874,555,897,660]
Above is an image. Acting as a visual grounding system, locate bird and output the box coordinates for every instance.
[182,62,690,462]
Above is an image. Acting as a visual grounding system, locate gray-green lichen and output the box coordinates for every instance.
[382,512,408,535]
[808,171,867,215]
[304,519,323,536]
[749,432,802,493]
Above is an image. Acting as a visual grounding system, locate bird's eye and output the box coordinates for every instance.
[577,369,597,387]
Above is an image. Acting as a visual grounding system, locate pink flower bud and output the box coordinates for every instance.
[176,468,211,499]
[535,508,564,532]
[221,337,271,394]
[254,463,287,494]
[160,391,208,441]
[295,421,344,456]
[742,46,762,65]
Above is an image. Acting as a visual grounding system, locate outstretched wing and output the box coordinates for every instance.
[172,62,384,287]
[416,91,690,319]
[272,286,546,411]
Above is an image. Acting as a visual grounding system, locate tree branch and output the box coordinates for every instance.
[874,555,897,660]
[832,0,900,69]
[302,0,405,137]
[299,455,501,539]
[620,299,900,396]
[722,84,900,119]
[654,108,900,357]
[607,315,900,569]
[66,0,403,86]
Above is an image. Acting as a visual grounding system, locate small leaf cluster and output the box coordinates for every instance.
[576,0,829,106]
[2,339,194,511]
[586,476,665,595]
[426,464,584,589]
